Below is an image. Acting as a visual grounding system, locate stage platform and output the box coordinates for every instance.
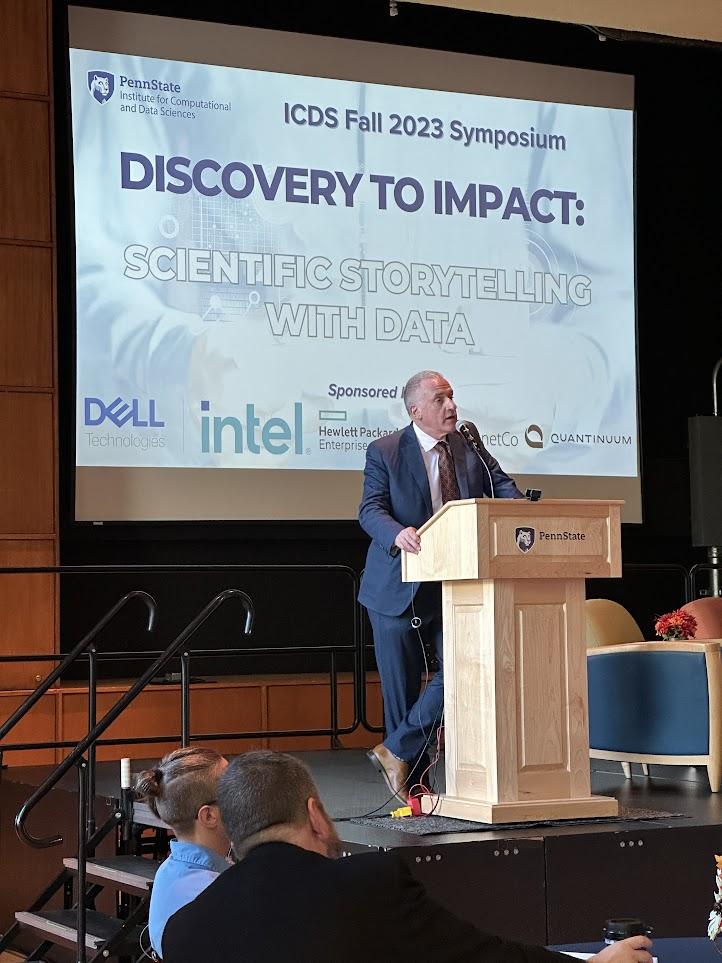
[2,751,720,948]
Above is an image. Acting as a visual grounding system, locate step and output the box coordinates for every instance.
[14,909,143,953]
[64,855,159,896]
[132,799,172,830]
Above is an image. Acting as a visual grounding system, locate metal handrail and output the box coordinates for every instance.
[621,562,692,604]
[0,643,355,663]
[0,561,365,753]
[0,591,156,744]
[0,642,368,753]
[690,560,722,601]
[15,588,253,849]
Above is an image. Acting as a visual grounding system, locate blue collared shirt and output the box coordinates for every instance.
[149,840,230,957]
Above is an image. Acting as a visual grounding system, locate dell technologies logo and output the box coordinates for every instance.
[84,397,164,428]
[88,71,115,104]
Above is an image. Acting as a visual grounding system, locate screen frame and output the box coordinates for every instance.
[56,2,642,535]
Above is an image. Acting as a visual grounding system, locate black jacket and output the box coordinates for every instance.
[162,841,568,963]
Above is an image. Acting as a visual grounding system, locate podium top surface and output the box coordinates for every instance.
[416,498,624,536]
[404,498,622,583]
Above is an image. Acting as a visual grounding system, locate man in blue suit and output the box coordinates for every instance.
[358,370,525,801]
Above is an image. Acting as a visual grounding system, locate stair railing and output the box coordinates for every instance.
[15,587,253,850]
[0,590,157,855]
[14,588,252,963]
[0,590,157,746]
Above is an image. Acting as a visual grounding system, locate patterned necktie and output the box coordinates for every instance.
[436,440,460,504]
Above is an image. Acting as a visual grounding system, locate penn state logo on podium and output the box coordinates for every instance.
[515,526,536,553]
[87,71,115,104]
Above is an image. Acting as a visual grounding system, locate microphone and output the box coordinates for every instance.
[455,420,495,498]
[456,420,482,453]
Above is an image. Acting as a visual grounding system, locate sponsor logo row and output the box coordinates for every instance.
[83,398,633,454]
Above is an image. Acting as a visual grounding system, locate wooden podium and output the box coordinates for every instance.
[402,498,622,824]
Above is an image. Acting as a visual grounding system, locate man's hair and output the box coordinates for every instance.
[134,746,225,834]
[402,370,444,415]
[217,750,319,858]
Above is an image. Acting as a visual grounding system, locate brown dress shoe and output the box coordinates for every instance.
[367,744,410,803]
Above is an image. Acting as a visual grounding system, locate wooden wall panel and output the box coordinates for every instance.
[0,98,51,242]
[0,541,56,690]
[0,676,383,766]
[0,0,48,96]
[267,678,383,751]
[0,245,53,387]
[185,683,265,756]
[0,692,56,766]
[0,393,55,533]
[59,682,265,761]
[0,0,57,707]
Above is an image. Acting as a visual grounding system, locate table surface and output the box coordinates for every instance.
[550,937,719,961]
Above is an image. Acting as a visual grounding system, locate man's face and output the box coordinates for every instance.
[409,375,457,440]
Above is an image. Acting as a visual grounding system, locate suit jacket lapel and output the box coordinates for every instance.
[401,425,433,517]
[448,431,470,499]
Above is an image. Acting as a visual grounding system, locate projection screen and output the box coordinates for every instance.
[68,7,640,522]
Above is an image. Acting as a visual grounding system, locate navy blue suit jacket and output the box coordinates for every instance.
[358,423,524,617]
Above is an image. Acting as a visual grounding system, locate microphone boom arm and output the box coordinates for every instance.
[455,420,495,499]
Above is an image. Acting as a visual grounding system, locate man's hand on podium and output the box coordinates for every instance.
[590,935,653,962]
[395,527,421,554]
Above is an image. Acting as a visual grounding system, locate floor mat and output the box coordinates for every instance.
[349,805,687,834]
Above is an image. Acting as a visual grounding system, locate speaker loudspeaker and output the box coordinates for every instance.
[688,416,722,546]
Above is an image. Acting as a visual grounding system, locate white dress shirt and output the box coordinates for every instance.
[412,423,449,515]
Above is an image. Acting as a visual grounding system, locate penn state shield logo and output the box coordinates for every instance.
[87,71,115,104]
[515,526,535,553]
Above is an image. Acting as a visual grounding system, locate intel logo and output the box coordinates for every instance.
[201,401,303,456]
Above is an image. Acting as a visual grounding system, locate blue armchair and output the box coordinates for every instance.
[587,640,722,792]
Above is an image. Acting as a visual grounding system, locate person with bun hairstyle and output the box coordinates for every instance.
[134,746,231,959]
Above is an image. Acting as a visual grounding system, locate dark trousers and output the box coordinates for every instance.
[367,582,444,782]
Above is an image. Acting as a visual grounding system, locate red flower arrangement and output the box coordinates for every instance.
[654,608,698,641]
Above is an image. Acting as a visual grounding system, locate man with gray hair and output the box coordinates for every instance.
[160,751,652,963]
[359,371,525,802]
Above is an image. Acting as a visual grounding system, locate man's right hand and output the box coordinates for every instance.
[395,527,421,554]
[590,935,653,963]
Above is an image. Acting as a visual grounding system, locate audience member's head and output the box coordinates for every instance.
[135,746,230,856]
[217,750,342,860]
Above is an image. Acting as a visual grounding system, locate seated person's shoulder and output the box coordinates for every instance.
[330,851,418,893]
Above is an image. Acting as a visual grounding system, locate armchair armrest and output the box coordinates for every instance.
[588,640,721,656]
